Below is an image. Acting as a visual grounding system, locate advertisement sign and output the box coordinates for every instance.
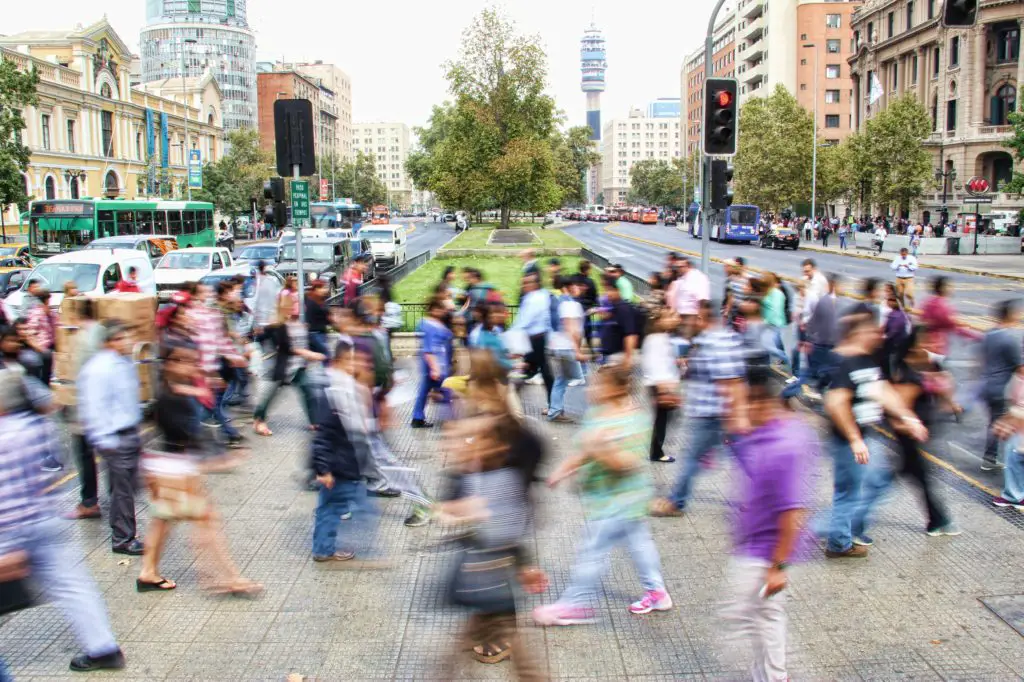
[188,149,202,189]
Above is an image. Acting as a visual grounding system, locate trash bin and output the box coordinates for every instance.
[946,237,960,255]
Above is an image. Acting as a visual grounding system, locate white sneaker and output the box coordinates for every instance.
[526,375,544,385]
[568,377,586,387]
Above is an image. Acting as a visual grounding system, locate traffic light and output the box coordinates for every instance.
[709,159,734,210]
[703,78,739,156]
[942,0,977,27]
[262,178,287,227]
[263,177,285,202]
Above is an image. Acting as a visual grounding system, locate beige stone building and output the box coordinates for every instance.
[0,19,223,226]
[352,122,413,210]
[849,0,1023,223]
[600,108,681,206]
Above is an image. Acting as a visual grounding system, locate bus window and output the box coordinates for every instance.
[201,210,212,232]
[98,210,115,238]
[116,211,136,236]
[135,210,154,234]
[183,210,196,234]
[168,211,183,235]
[153,211,167,235]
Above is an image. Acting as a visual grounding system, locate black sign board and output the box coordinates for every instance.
[273,99,316,177]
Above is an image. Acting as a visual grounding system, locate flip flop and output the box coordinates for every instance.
[651,456,676,463]
[136,577,176,592]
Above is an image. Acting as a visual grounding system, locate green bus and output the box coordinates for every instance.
[28,198,215,259]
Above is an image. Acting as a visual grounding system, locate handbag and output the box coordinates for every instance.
[142,450,209,521]
[0,551,34,616]
[447,544,518,613]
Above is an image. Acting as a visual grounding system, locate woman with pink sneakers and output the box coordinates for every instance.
[533,360,673,626]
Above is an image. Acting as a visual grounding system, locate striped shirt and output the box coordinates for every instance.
[683,327,747,418]
[0,412,59,554]
[189,304,236,374]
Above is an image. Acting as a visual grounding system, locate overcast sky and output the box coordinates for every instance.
[4,0,726,133]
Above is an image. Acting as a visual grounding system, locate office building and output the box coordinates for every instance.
[256,69,339,163]
[600,108,681,206]
[139,0,257,131]
[681,7,737,157]
[352,122,413,210]
[849,0,1023,222]
[282,61,354,161]
[648,98,681,119]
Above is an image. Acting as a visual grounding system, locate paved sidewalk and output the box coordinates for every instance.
[799,240,1024,281]
[4,368,1024,680]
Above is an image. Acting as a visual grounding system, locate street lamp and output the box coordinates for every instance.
[935,165,957,227]
[803,43,819,228]
[180,37,198,201]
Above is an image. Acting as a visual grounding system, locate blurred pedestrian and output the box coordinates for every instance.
[572,260,599,351]
[512,272,553,403]
[993,363,1024,509]
[979,300,1022,471]
[114,266,142,293]
[547,276,585,423]
[23,287,55,383]
[643,307,680,463]
[305,279,331,356]
[598,273,639,368]
[411,297,453,429]
[64,299,106,519]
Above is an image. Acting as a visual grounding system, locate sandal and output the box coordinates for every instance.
[136,577,177,592]
[472,640,512,664]
[253,422,273,437]
[649,498,683,517]
[208,578,263,597]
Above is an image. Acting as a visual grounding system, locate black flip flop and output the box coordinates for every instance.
[136,577,176,592]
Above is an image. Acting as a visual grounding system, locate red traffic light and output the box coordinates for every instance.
[715,90,734,108]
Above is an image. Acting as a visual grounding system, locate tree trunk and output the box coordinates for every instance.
[500,206,511,229]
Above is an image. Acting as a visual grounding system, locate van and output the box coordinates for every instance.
[358,224,408,267]
[2,249,156,320]
[86,234,178,265]
[278,228,328,244]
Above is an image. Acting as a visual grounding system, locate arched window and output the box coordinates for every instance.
[104,170,119,196]
[70,176,80,199]
[992,83,1017,125]
[44,176,56,200]
[949,36,960,66]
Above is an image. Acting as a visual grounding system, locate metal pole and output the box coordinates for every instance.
[331,151,336,201]
[181,39,192,201]
[700,0,729,274]
[293,163,305,322]
[809,44,819,230]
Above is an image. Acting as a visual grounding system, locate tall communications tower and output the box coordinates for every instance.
[580,23,606,204]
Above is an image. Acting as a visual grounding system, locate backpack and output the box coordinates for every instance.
[549,292,563,333]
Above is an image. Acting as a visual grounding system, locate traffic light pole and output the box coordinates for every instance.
[294,163,305,323]
[700,0,729,275]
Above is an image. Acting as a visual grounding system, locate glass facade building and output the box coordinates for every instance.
[140,0,257,131]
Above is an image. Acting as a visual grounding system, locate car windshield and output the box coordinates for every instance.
[25,262,100,292]
[158,252,211,269]
[0,247,21,258]
[281,244,334,261]
[237,246,278,260]
[359,230,395,243]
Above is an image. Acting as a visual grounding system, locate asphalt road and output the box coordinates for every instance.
[565,219,1017,499]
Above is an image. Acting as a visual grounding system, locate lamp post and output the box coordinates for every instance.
[180,37,197,201]
[935,166,956,228]
[803,43,819,228]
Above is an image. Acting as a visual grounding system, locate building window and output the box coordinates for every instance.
[70,177,79,199]
[933,47,940,76]
[906,2,914,30]
[825,89,841,103]
[801,33,808,41]
[995,26,1020,63]
[825,65,840,79]
[45,176,55,200]
[826,14,841,28]
[40,114,50,150]
[927,0,935,18]
[911,54,919,83]
[800,83,808,91]
[101,111,114,158]
[946,99,957,131]
[100,82,112,99]
[826,39,841,53]
[887,12,895,38]
[891,63,898,89]
[992,83,1018,125]
[949,36,960,66]
[931,94,939,129]
[825,114,841,128]
[66,119,75,153]
[801,58,808,65]
[868,22,875,42]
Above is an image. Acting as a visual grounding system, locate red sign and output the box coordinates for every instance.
[966,176,990,195]
[320,178,329,198]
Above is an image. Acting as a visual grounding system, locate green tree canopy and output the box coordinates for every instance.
[862,95,934,215]
[627,159,683,207]
[192,128,273,217]
[0,57,39,217]
[1002,86,1024,194]
[551,125,600,207]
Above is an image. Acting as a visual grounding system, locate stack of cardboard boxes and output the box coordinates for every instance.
[52,293,160,405]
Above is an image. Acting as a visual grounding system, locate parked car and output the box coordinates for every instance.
[664,214,678,227]
[274,238,352,297]
[3,249,156,320]
[0,243,31,265]
[0,267,31,298]
[760,227,801,250]
[86,234,178,265]
[441,212,456,223]
[234,243,281,265]
[154,247,234,299]
[199,265,284,337]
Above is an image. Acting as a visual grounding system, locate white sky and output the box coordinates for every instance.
[3,0,724,132]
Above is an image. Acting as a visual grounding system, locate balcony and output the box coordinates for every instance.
[740,14,765,42]
[742,0,764,20]
[743,42,765,64]
[743,60,767,87]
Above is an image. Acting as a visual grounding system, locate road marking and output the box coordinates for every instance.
[948,441,984,463]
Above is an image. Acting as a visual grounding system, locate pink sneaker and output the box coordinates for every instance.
[628,589,673,615]
[532,603,596,626]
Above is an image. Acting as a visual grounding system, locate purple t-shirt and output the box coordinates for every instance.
[731,416,816,562]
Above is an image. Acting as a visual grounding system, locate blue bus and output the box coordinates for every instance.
[711,205,759,243]
[311,200,363,233]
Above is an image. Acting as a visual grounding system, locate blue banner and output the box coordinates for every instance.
[160,113,169,169]
[188,149,202,189]
[145,109,156,194]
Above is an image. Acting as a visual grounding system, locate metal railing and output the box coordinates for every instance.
[391,303,521,333]
[326,249,434,305]
[580,247,652,297]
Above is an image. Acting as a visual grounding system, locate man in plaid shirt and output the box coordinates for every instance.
[652,299,749,516]
[190,283,247,448]
[0,373,125,673]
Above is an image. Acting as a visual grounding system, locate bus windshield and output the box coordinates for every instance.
[30,217,95,254]
[26,262,100,293]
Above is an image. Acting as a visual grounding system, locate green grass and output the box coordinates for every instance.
[440,226,583,251]
[393,255,582,305]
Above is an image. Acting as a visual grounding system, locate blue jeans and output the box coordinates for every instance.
[412,362,448,422]
[309,331,329,357]
[206,388,240,440]
[839,234,847,249]
[14,517,120,657]
[1003,435,1024,503]
[826,434,891,552]
[548,349,582,418]
[558,516,665,608]
[782,344,835,398]
[311,479,381,558]
[670,416,726,510]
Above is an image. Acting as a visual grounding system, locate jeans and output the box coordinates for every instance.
[826,433,890,552]
[670,416,726,510]
[96,429,141,548]
[547,348,582,417]
[649,387,676,461]
[254,367,315,424]
[721,556,788,682]
[15,517,119,657]
[73,434,98,508]
[761,327,790,372]
[524,334,554,402]
[1003,435,1024,503]
[839,234,847,249]
[897,432,950,530]
[311,480,381,558]
[782,344,834,399]
[984,397,1007,465]
[558,516,665,608]
[308,331,329,357]
[412,361,450,422]
[206,389,240,440]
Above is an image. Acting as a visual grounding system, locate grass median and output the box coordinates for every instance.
[393,254,582,304]
[439,225,583,251]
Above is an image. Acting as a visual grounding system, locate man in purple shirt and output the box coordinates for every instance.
[721,357,814,682]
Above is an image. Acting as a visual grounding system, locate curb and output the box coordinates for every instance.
[798,242,1024,283]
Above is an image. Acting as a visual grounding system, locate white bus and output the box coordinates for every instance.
[585,204,607,219]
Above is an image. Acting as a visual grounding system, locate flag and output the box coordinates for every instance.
[869,72,884,105]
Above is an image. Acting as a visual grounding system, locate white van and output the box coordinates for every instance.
[3,249,156,320]
[359,224,408,267]
[277,228,328,244]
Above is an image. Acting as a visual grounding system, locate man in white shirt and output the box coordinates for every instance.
[890,247,919,307]
[670,257,711,336]
[873,225,888,254]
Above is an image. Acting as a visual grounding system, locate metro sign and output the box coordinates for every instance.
[966,176,990,195]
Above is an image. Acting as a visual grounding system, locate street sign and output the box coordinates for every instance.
[291,180,310,224]
[188,149,202,189]
[962,196,993,204]
[320,178,328,198]
[966,176,990,195]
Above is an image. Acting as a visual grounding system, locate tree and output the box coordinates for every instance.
[862,95,934,216]
[551,125,600,207]
[192,128,273,217]
[627,159,681,206]
[676,153,700,209]
[0,57,39,224]
[1003,86,1024,194]
[412,8,560,227]
[734,85,814,212]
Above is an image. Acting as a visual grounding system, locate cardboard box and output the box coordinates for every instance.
[53,352,71,382]
[55,326,77,353]
[137,364,156,402]
[95,294,157,326]
[52,381,76,408]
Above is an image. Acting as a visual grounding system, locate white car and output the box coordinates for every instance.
[3,249,156,320]
[153,247,233,299]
